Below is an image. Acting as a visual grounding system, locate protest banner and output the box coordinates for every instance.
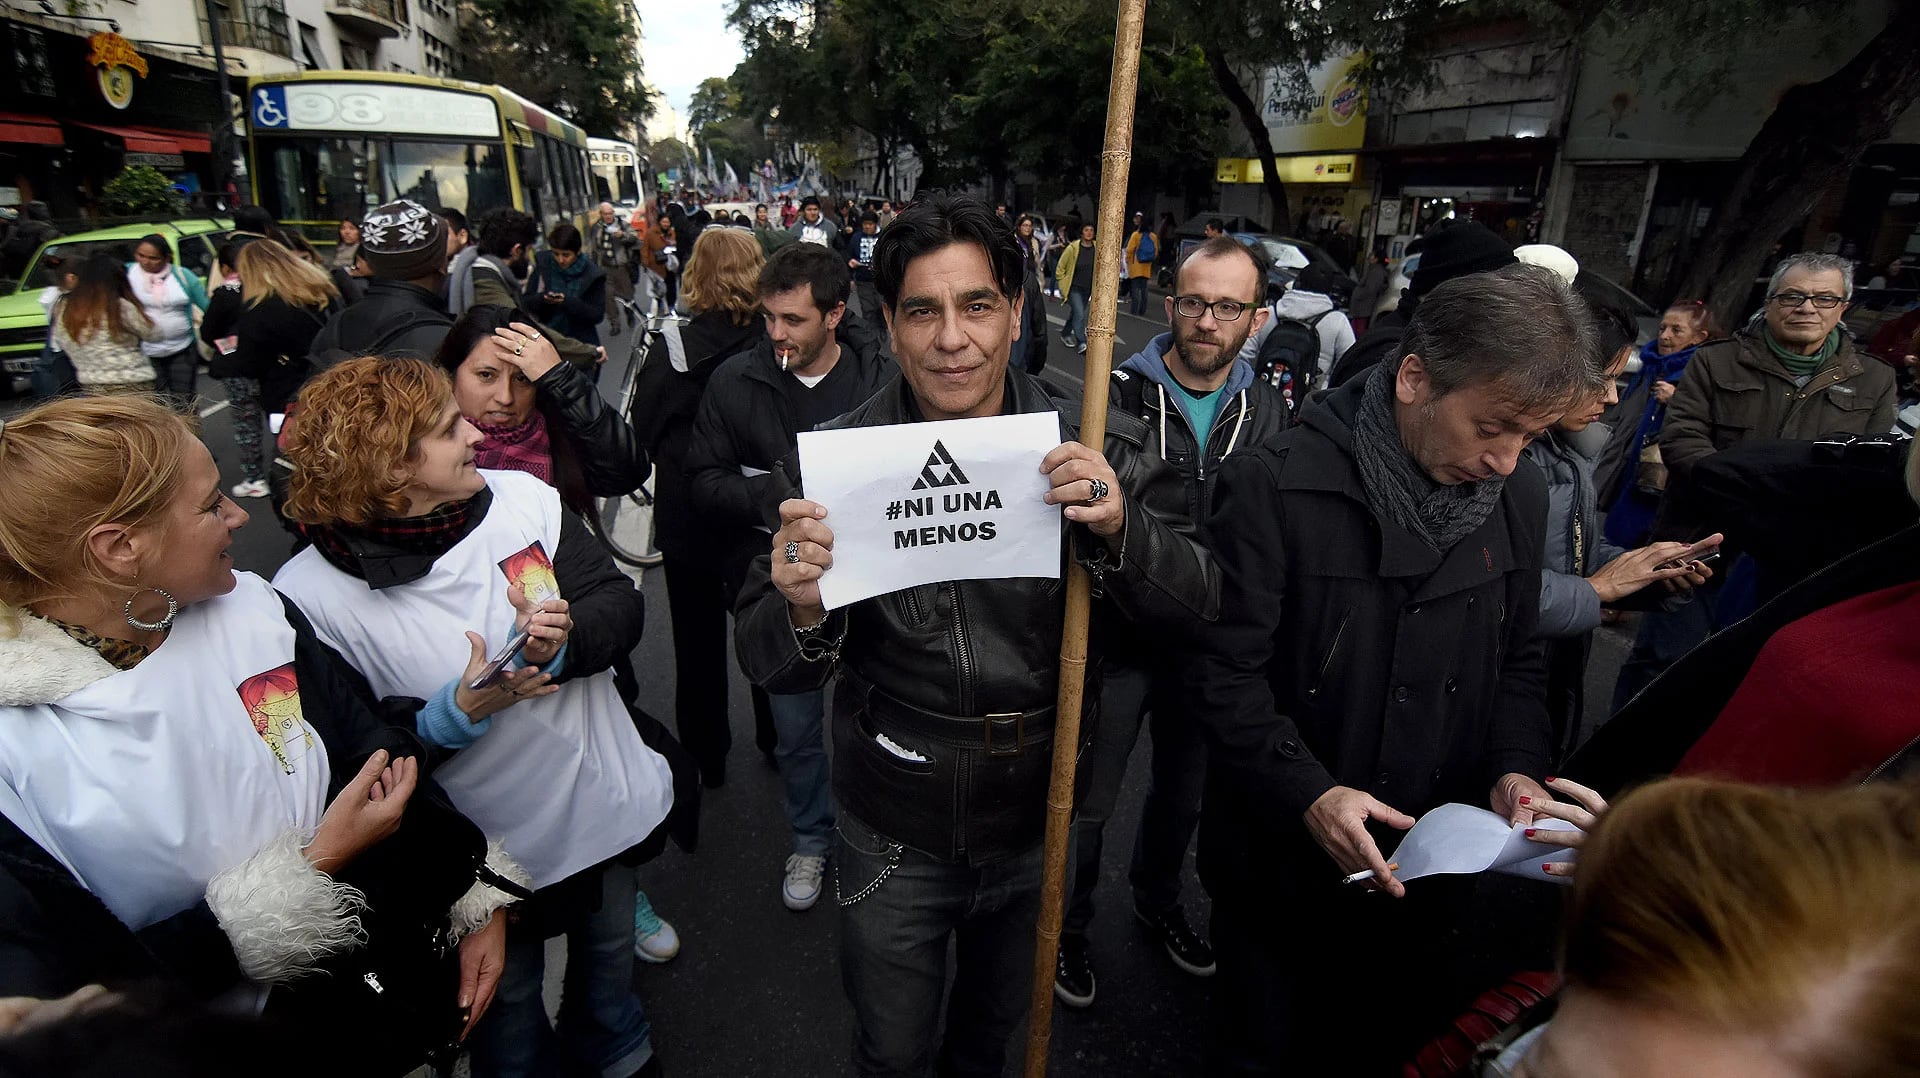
[795,411,1063,610]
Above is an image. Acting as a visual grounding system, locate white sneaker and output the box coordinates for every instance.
[632,889,680,963]
[229,479,270,499]
[782,853,826,911]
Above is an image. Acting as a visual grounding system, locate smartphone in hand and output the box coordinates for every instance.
[1658,536,1722,571]
[468,628,534,691]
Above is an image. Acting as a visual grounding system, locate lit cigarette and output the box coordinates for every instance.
[1342,862,1399,885]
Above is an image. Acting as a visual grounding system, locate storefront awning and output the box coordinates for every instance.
[0,113,64,147]
[71,122,212,156]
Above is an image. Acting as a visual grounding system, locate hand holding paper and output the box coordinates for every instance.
[1383,803,1580,886]
[771,498,835,625]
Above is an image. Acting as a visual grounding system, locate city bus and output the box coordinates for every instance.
[244,70,595,250]
[588,137,646,210]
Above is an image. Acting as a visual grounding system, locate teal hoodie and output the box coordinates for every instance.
[1118,331,1256,446]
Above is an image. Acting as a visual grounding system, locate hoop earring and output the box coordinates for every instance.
[125,587,179,633]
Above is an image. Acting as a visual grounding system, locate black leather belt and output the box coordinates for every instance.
[850,675,1055,757]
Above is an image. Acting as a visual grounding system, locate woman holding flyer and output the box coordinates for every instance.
[274,355,679,1078]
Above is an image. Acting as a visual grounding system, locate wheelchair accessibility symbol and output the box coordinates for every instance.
[253,86,289,128]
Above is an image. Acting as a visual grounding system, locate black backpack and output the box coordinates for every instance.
[1253,306,1330,414]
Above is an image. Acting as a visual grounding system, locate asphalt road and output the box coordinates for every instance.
[1,295,1633,1076]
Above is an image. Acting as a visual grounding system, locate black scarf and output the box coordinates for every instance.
[1350,362,1507,553]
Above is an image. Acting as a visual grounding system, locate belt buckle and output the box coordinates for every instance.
[984,711,1024,757]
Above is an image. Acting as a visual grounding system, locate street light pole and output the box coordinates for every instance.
[201,0,238,208]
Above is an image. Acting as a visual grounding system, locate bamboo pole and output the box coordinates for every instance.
[1024,0,1149,1073]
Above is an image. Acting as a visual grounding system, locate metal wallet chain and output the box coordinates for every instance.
[834,837,904,907]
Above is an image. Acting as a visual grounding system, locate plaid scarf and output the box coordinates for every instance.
[300,498,477,579]
[473,411,554,484]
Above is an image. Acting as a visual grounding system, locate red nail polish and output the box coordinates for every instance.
[1544,776,1558,783]
[1518,796,1531,805]
[1542,863,1554,872]
[1524,828,1536,837]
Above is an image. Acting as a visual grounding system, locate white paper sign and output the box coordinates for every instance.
[1387,802,1579,885]
[797,413,1064,610]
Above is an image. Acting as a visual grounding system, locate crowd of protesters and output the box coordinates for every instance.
[0,187,1915,1078]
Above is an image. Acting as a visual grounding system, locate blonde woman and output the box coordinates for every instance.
[226,240,338,497]
[0,396,525,1068]
[627,226,769,786]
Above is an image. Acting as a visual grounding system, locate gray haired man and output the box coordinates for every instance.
[1608,251,1899,707]
[589,201,639,334]
[1190,263,1604,1072]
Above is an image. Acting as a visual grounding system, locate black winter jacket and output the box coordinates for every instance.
[734,368,1218,863]
[1108,359,1292,529]
[1190,376,1552,888]
[236,294,334,413]
[628,310,767,556]
[685,310,893,544]
[308,278,452,367]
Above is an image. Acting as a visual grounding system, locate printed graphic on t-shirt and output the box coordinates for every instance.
[499,540,561,604]
[236,662,315,776]
[799,223,832,247]
[855,234,879,266]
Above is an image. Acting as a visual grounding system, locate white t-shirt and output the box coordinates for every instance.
[273,470,673,887]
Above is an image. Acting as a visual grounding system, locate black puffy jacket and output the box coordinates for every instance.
[628,310,766,556]
[733,368,1218,863]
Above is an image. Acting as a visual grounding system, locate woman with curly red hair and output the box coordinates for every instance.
[274,355,687,1078]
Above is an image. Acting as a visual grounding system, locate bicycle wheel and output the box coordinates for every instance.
[592,482,664,569]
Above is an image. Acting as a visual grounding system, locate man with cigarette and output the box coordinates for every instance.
[1191,263,1604,1073]
[686,241,891,909]
[734,196,1214,1076]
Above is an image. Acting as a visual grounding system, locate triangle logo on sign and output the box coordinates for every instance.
[911,440,970,490]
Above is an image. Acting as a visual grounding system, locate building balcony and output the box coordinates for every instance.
[326,0,408,39]
[201,11,293,58]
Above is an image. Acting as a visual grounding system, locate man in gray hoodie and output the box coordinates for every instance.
[1054,237,1292,1009]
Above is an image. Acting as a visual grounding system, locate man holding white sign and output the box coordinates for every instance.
[734,197,1215,1078]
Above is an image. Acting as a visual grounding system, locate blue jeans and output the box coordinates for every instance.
[1066,291,1090,345]
[1064,661,1205,935]
[1127,275,1149,315]
[469,861,654,1078]
[770,689,834,856]
[835,812,1043,1077]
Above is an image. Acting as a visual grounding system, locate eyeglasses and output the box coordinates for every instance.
[1769,291,1847,310]
[1173,296,1254,321]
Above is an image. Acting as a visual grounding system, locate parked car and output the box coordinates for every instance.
[0,218,232,397]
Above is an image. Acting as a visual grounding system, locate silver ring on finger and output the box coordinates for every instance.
[784,540,802,564]
[527,330,542,341]
[1086,477,1110,504]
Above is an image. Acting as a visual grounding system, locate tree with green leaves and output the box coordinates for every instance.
[458,0,654,137]
[688,76,777,185]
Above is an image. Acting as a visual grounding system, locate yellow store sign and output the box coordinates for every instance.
[1261,52,1369,154]
[1216,154,1359,186]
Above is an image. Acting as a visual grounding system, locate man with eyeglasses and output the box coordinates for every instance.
[1661,252,1896,480]
[1608,252,1898,707]
[1053,236,1291,1011]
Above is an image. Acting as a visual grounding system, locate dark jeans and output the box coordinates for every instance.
[660,541,774,780]
[469,862,654,1078]
[1064,661,1206,935]
[1065,291,1090,345]
[835,811,1043,1077]
[148,344,198,408]
[770,688,833,855]
[1127,275,1149,315]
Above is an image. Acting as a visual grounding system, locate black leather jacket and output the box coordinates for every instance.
[534,357,649,513]
[734,368,1217,863]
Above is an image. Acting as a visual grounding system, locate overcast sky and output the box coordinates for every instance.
[637,0,746,118]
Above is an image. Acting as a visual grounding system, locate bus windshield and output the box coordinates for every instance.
[592,160,640,205]
[254,136,512,223]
